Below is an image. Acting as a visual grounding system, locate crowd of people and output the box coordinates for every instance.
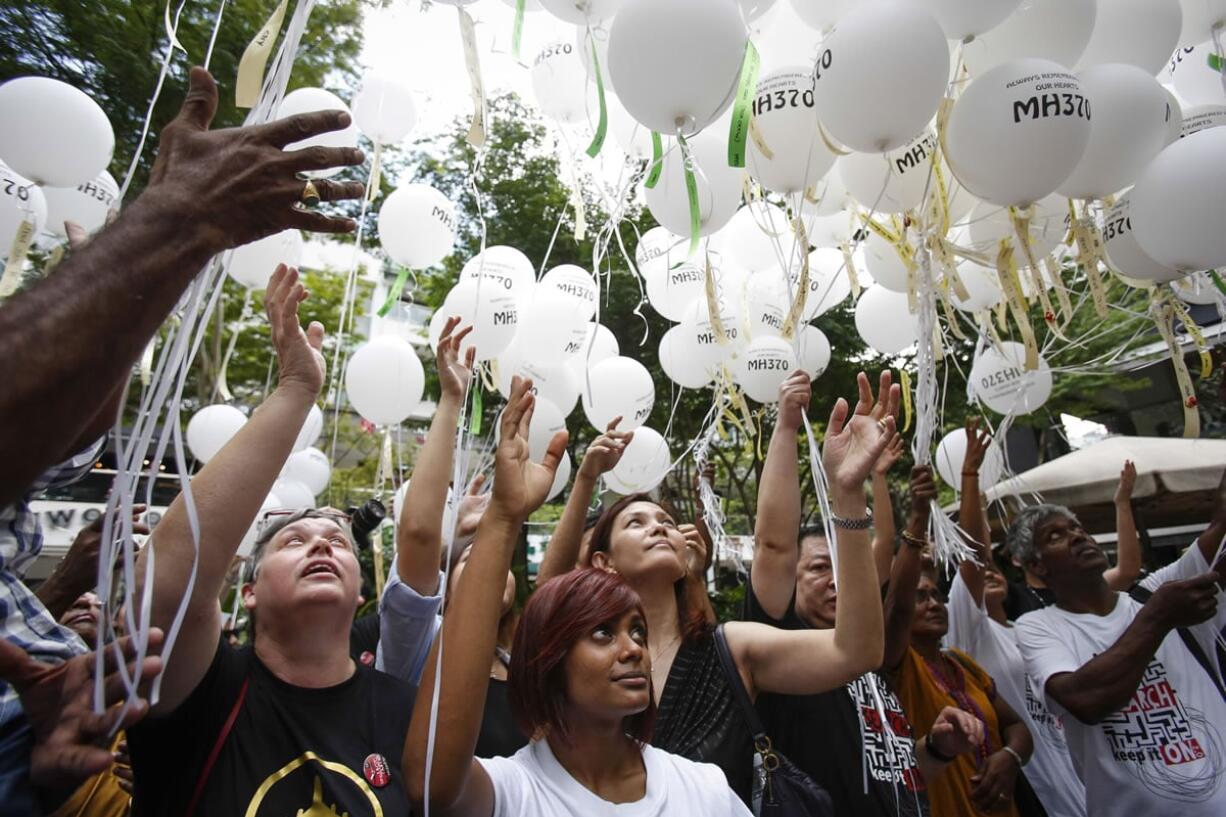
[2,68,1224,817]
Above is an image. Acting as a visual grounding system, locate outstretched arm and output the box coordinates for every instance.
[957,418,994,605]
[405,377,567,816]
[1104,460,1140,591]
[751,372,811,619]
[0,67,363,507]
[137,266,326,714]
[730,373,898,697]
[396,318,475,595]
[537,417,632,583]
[882,466,936,672]
[870,432,903,586]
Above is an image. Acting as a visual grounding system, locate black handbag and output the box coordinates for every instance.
[713,624,835,817]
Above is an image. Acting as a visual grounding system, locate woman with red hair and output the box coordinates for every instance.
[404,377,751,816]
[554,372,898,803]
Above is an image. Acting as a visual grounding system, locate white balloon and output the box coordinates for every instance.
[345,336,425,426]
[0,162,46,253]
[646,260,707,321]
[740,0,779,21]
[460,246,536,305]
[40,170,116,238]
[743,272,788,338]
[812,2,949,153]
[658,327,714,389]
[515,290,590,366]
[1165,89,1187,144]
[903,0,1022,40]
[1131,126,1226,271]
[293,404,324,453]
[840,130,939,213]
[726,203,795,272]
[566,322,620,379]
[935,428,1004,490]
[272,478,316,510]
[796,248,853,319]
[801,209,857,249]
[275,88,360,179]
[1180,0,1226,44]
[427,309,449,353]
[863,231,914,293]
[1057,64,1170,199]
[788,0,856,32]
[635,226,686,278]
[283,447,332,495]
[951,263,1005,312]
[946,59,1092,207]
[548,452,573,502]
[1077,0,1183,76]
[854,286,920,354]
[644,130,744,237]
[611,426,672,492]
[607,90,655,159]
[970,341,1053,415]
[542,264,598,320]
[540,0,623,24]
[352,74,417,144]
[0,77,114,187]
[238,492,282,558]
[228,230,304,290]
[531,41,591,125]
[582,356,656,431]
[442,278,520,362]
[679,296,746,375]
[379,184,456,268]
[800,170,853,216]
[1171,271,1221,304]
[1181,104,1226,136]
[1170,41,1226,105]
[186,404,247,463]
[736,336,798,402]
[795,324,832,378]
[965,195,1069,259]
[961,0,1098,77]
[608,0,747,135]
[748,69,836,193]
[1101,194,1184,282]
[498,351,582,415]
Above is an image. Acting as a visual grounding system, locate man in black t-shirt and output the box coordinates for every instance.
[749,371,983,817]
[126,268,414,816]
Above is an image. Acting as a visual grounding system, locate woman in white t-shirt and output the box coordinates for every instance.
[403,376,751,817]
[948,419,1087,817]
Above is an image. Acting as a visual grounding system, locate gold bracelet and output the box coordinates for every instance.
[901,531,927,549]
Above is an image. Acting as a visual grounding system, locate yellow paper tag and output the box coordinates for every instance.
[0,220,36,298]
[841,243,861,299]
[996,242,1039,371]
[1043,256,1074,324]
[1153,297,1201,438]
[458,7,487,148]
[704,255,728,344]
[235,0,289,108]
[900,369,913,432]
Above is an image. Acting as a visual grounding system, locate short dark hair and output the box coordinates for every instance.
[508,568,656,745]
[798,524,828,553]
[586,493,710,644]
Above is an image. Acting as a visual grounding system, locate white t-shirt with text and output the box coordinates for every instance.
[479,738,752,817]
[1015,544,1226,817]
[945,571,1087,817]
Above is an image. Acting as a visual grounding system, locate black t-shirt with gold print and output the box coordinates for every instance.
[129,639,415,817]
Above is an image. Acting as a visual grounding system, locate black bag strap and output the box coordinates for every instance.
[713,624,769,744]
[1129,584,1226,703]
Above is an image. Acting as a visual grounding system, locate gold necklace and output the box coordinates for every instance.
[650,632,682,666]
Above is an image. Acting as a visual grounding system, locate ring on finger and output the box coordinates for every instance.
[876,418,889,432]
[300,179,321,207]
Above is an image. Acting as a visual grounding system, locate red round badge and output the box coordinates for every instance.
[359,650,375,667]
[363,753,390,789]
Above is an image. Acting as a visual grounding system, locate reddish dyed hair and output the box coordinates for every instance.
[508,568,656,744]
[586,493,713,644]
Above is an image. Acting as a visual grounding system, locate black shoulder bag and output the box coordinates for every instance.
[713,624,835,817]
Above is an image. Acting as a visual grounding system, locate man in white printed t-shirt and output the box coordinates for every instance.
[1013,483,1226,817]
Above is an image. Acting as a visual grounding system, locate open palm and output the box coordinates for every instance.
[492,377,568,521]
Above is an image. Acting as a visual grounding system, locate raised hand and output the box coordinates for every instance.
[856,370,900,423]
[1114,459,1137,506]
[455,474,491,541]
[906,465,938,529]
[777,370,812,431]
[873,432,905,477]
[679,523,708,575]
[1146,573,1220,630]
[928,706,985,760]
[964,417,993,475]
[578,417,633,479]
[436,317,476,403]
[823,373,898,493]
[147,67,365,249]
[490,377,568,523]
[265,265,326,397]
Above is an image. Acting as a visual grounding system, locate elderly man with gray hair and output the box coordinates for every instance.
[1012,471,1226,817]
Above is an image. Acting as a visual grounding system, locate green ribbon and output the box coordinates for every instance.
[677,132,700,262]
[378,267,412,317]
[727,40,760,169]
[1209,52,1223,72]
[645,131,664,189]
[584,38,608,159]
[470,382,483,435]
[1211,270,1226,296]
[512,0,525,61]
